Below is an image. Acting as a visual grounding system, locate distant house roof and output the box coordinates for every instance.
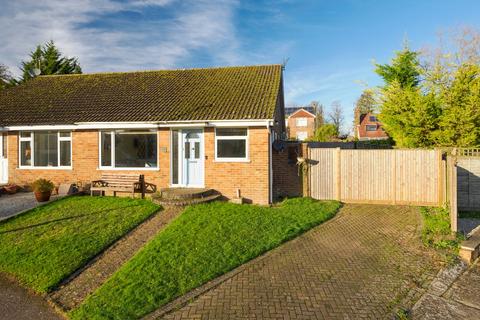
[356,112,389,140]
[0,64,282,126]
[288,108,316,118]
[285,106,315,116]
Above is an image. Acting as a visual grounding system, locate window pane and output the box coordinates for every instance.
[217,139,246,158]
[60,140,71,166]
[101,132,112,167]
[114,132,157,168]
[184,141,190,159]
[20,141,31,166]
[20,132,31,138]
[216,128,247,136]
[34,131,58,167]
[194,142,200,159]
[172,130,179,184]
[59,132,71,138]
[366,125,377,131]
[2,134,6,157]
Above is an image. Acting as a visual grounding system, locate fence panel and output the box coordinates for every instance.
[457,157,480,211]
[308,148,442,206]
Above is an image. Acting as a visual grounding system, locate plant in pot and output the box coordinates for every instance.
[32,179,55,202]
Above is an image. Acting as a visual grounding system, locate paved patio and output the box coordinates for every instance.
[0,192,61,221]
[161,204,443,320]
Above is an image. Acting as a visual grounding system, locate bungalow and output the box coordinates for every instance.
[0,65,286,204]
[355,112,389,141]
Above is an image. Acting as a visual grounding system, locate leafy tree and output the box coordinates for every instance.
[310,123,338,142]
[375,47,421,88]
[20,41,82,82]
[433,64,480,147]
[379,81,440,148]
[328,101,344,135]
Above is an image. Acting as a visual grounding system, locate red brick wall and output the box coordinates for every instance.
[7,127,271,204]
[272,142,303,200]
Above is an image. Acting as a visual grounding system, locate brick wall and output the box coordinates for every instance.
[7,127,271,204]
[204,127,270,205]
[272,142,303,200]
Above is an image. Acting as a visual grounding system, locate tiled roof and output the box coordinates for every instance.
[0,64,282,126]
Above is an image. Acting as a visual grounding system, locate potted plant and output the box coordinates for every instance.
[32,178,55,202]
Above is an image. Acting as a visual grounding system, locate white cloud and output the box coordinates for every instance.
[0,0,239,76]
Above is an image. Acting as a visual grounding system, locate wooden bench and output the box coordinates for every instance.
[90,173,142,198]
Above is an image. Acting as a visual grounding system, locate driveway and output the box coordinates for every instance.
[163,204,442,319]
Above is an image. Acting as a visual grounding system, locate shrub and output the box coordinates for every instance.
[31,178,55,193]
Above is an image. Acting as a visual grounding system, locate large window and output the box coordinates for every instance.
[19,131,72,168]
[100,130,158,169]
[215,128,248,161]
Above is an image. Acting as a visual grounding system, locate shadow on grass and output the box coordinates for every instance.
[0,205,144,235]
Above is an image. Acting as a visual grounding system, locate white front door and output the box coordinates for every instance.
[181,129,204,187]
[0,133,8,184]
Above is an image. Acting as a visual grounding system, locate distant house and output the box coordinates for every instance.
[355,112,389,141]
[286,108,316,141]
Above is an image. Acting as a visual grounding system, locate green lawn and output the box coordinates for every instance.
[0,196,159,293]
[71,198,340,320]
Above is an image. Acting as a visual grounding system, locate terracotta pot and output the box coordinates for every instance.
[34,191,51,202]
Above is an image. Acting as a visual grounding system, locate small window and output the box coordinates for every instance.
[369,116,377,122]
[366,125,377,131]
[215,128,248,160]
[296,118,308,127]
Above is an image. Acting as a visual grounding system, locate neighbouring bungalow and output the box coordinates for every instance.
[285,108,316,141]
[0,65,286,205]
[355,112,389,141]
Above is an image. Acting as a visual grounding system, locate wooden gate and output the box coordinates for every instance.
[308,148,444,206]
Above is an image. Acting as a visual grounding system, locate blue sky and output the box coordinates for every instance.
[1,0,479,131]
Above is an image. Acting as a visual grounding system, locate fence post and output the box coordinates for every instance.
[392,150,397,205]
[140,174,146,199]
[336,147,341,201]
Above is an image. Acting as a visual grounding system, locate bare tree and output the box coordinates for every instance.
[308,100,325,128]
[0,64,12,89]
[328,101,344,135]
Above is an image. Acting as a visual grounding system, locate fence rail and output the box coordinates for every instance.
[308,148,443,206]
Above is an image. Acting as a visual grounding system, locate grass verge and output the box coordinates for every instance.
[420,207,464,263]
[70,198,340,320]
[0,196,159,292]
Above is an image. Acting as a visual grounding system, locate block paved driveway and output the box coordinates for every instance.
[163,204,443,320]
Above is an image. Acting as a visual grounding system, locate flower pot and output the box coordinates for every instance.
[34,191,51,202]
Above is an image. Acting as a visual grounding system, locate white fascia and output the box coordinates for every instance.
[5,119,274,131]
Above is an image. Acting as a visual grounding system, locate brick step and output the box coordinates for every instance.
[152,193,221,207]
[158,188,215,200]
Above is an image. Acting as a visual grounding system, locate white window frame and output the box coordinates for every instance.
[214,127,249,162]
[18,131,72,170]
[366,125,377,132]
[296,118,308,127]
[98,130,159,171]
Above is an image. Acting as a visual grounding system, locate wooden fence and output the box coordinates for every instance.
[308,148,444,206]
[456,156,480,211]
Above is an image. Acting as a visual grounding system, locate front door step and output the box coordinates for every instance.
[153,188,221,206]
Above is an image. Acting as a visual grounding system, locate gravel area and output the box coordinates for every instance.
[0,192,61,221]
